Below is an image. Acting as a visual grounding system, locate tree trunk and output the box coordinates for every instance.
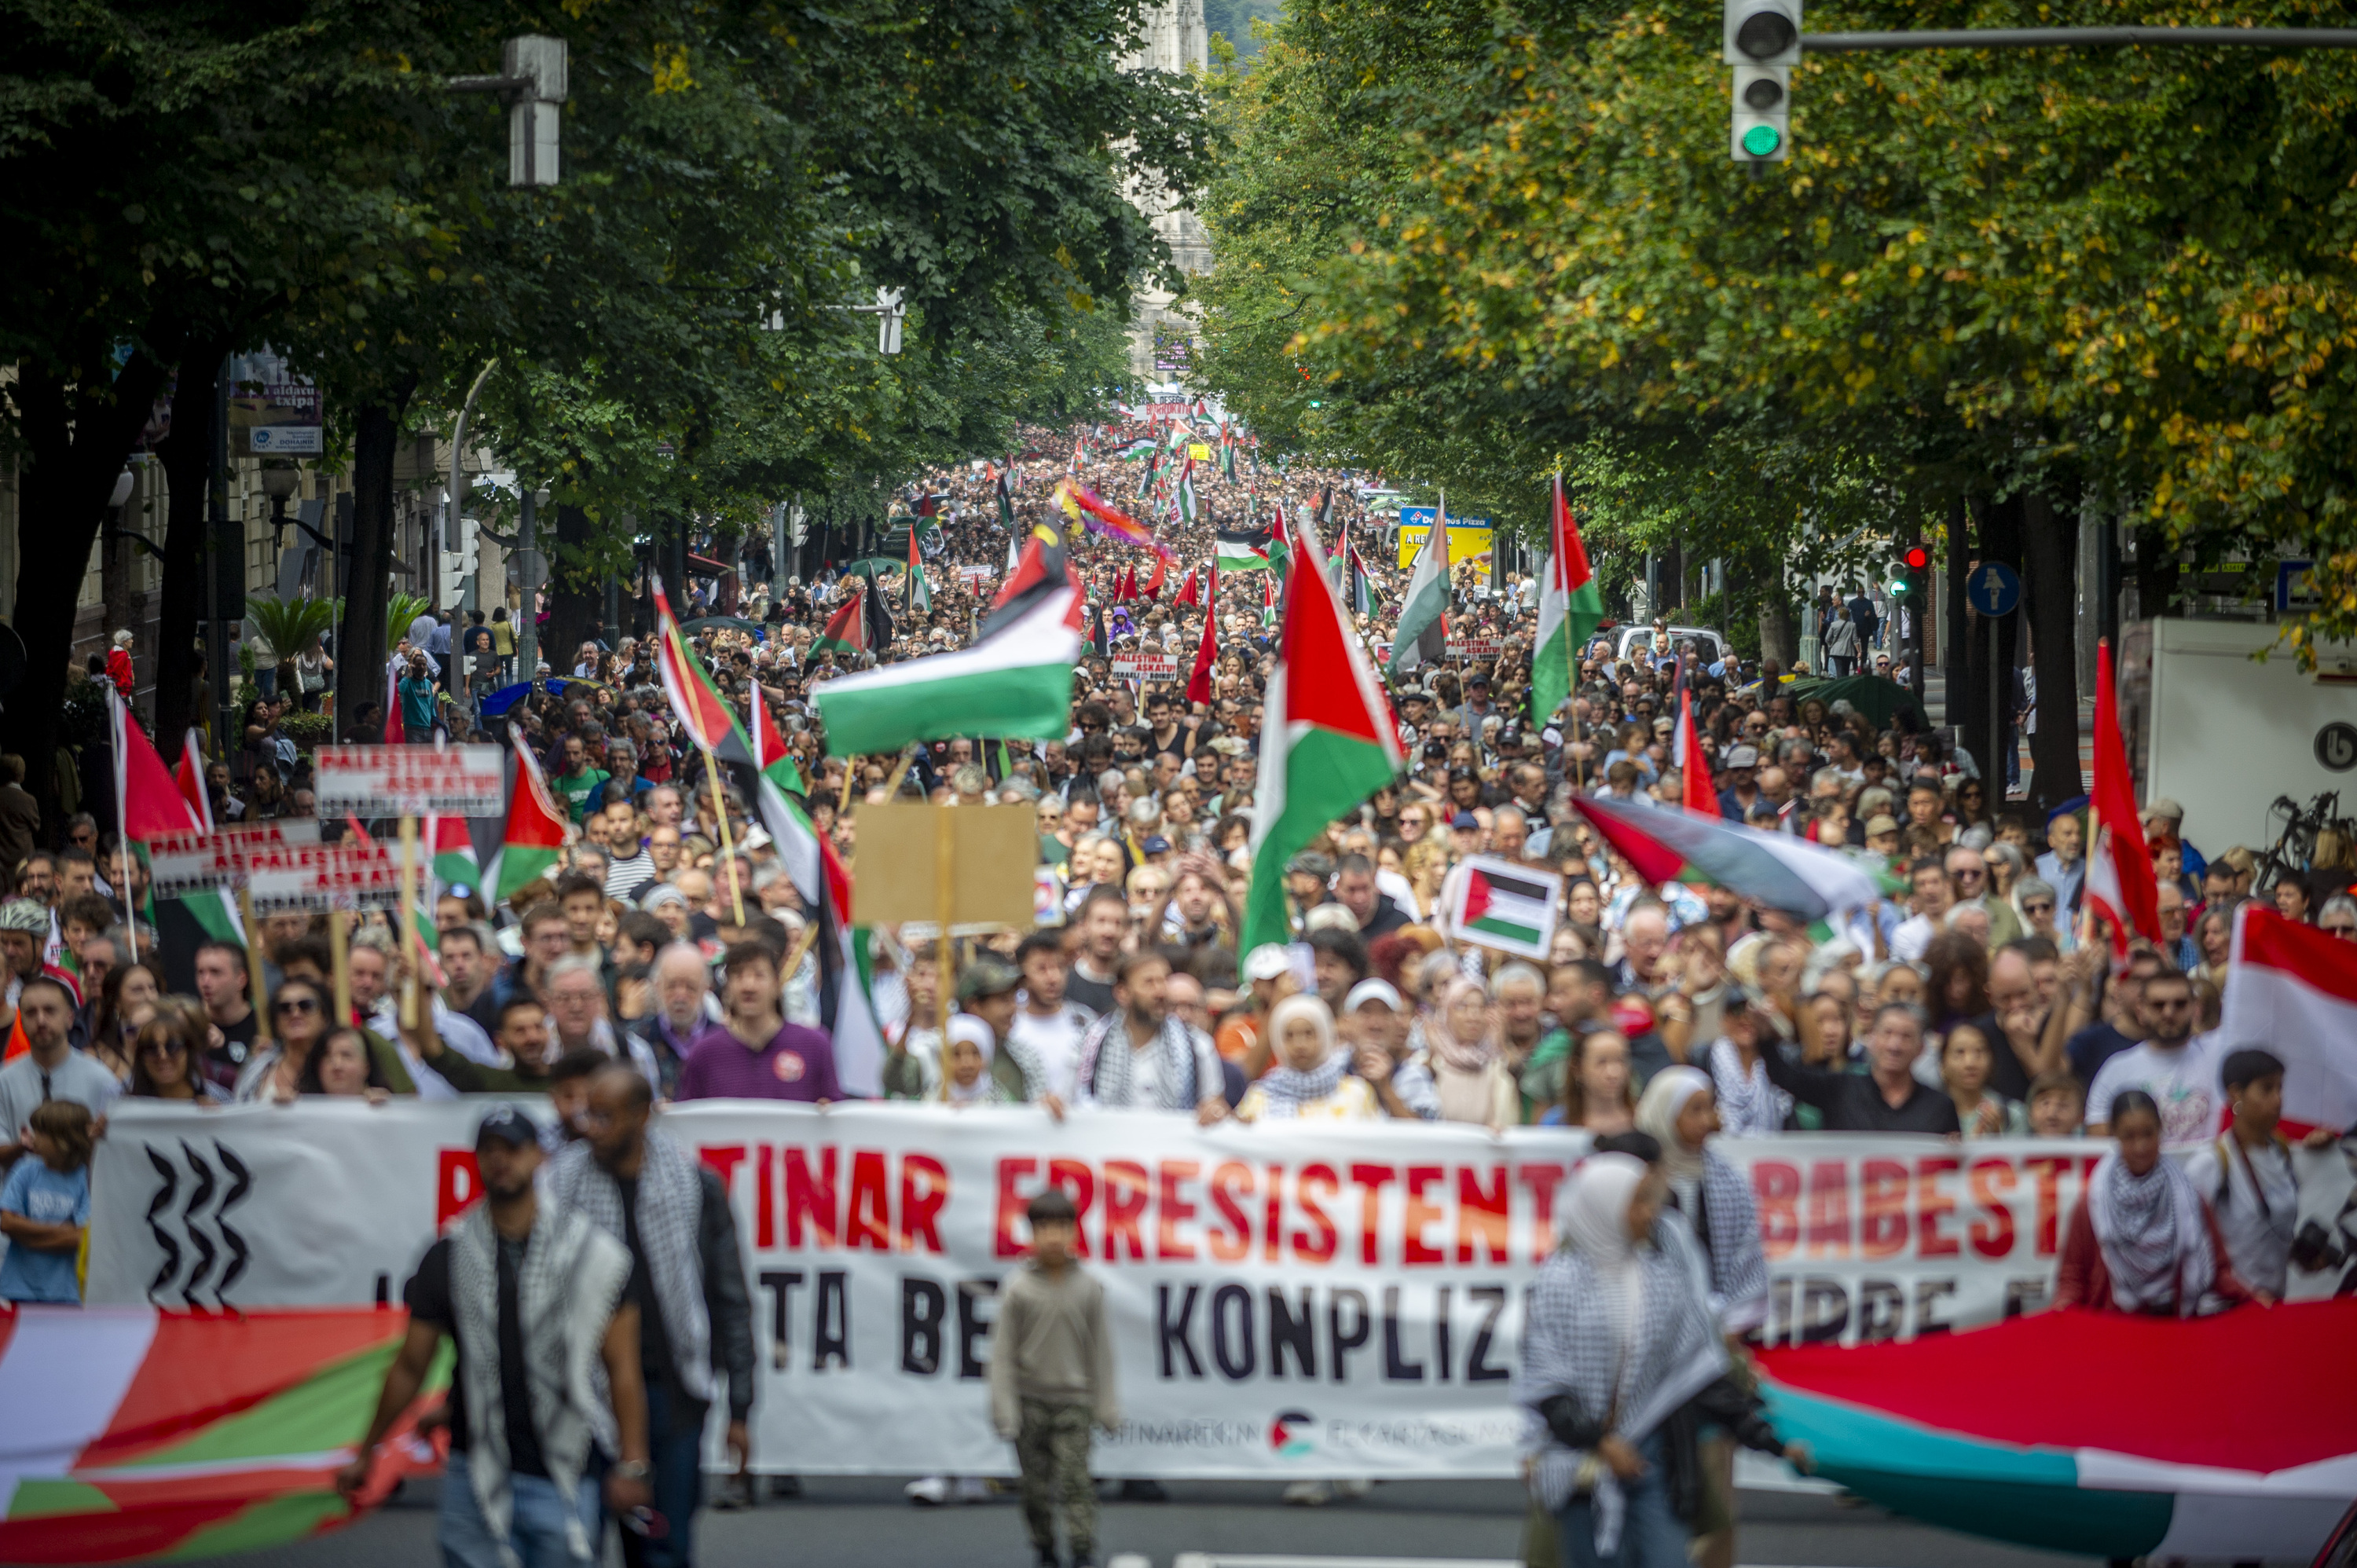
[545,503,602,670]
[2023,481,2084,816]
[1757,591,1798,668]
[151,337,233,764]
[1975,493,2025,797]
[335,398,406,736]
[3,345,178,839]
[1942,493,1971,732]
[2129,522,2179,625]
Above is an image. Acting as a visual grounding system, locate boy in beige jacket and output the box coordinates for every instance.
[990,1188,1119,1568]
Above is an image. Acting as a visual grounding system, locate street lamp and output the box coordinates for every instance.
[449,37,568,186]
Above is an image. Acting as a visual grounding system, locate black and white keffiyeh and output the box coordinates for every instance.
[1074,1008,1201,1110]
[449,1204,629,1568]
[547,1133,716,1402]
[2088,1149,2215,1315]
[1706,1036,1791,1138]
[1518,1156,1727,1556]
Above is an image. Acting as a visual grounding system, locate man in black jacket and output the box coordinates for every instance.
[1761,1002,1962,1134]
[556,1064,758,1568]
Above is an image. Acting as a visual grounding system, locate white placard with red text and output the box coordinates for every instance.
[313,745,507,816]
[145,820,321,898]
[1112,653,1182,682]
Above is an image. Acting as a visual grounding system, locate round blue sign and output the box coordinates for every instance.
[1967,561,2022,617]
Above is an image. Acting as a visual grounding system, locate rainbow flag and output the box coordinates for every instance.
[1757,1301,2357,1561]
[0,1306,445,1565]
[1053,478,1173,559]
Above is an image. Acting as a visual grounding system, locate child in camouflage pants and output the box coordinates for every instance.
[989,1188,1119,1568]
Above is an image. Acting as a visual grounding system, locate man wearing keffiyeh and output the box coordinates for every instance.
[556,1064,760,1568]
[1072,951,1227,1125]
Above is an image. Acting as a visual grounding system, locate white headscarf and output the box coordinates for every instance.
[1636,1064,1711,1189]
[1558,1152,1647,1269]
[942,1013,996,1105]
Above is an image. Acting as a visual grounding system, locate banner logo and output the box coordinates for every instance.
[139,1139,255,1308]
[1270,1409,1316,1459]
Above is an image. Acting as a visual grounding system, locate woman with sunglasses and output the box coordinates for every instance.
[129,1009,224,1102]
[234,976,332,1105]
[88,961,164,1086]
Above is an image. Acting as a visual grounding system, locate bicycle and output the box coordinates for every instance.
[2253,790,2355,891]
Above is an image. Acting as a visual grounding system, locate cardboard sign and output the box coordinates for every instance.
[1112,653,1182,681]
[146,820,323,899]
[313,745,507,816]
[1188,443,1212,460]
[244,841,405,914]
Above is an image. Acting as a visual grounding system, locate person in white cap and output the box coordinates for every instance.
[1340,977,1438,1120]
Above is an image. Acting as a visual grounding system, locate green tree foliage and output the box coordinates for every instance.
[1197,0,2357,655]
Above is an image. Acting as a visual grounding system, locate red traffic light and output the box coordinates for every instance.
[1903,546,1929,570]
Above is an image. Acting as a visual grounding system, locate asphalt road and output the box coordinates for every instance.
[222,1475,2097,1568]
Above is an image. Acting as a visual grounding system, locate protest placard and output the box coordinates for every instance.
[313,745,506,816]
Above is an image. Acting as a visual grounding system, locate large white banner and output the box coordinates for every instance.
[86,1102,2265,1477]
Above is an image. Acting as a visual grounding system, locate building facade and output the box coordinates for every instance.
[1120,0,1214,386]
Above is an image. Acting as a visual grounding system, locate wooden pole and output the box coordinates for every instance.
[237,886,269,1046]
[883,749,916,799]
[328,908,353,1026]
[705,746,746,925]
[779,915,822,995]
[398,815,421,1031]
[934,805,956,994]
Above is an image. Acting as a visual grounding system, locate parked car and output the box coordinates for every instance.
[1614,624,1728,668]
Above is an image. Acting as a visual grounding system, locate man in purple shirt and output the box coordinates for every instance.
[676,942,845,1101]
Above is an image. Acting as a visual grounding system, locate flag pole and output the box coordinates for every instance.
[238,886,269,1047]
[398,814,421,1031]
[706,746,745,925]
[108,693,138,965]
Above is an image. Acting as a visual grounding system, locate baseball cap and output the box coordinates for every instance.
[956,954,1022,1002]
[1303,902,1360,934]
[1451,811,1479,831]
[1724,745,1760,769]
[1243,943,1292,982]
[475,1105,539,1151]
[1142,835,1171,855]
[1344,978,1404,1013]
[2145,797,2185,822]
[1285,852,1335,880]
[1864,814,1901,837]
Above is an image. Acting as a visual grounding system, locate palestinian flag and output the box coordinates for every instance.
[0,1306,444,1565]
[813,533,1084,756]
[1388,496,1450,681]
[1219,422,1237,481]
[652,574,757,768]
[2084,636,2160,958]
[1114,438,1157,461]
[171,729,210,829]
[995,466,1017,532]
[1215,527,1272,573]
[492,734,569,903]
[1757,1301,2357,1562]
[1265,504,1291,579]
[811,589,868,658]
[1571,793,1879,921]
[1457,859,1556,956]
[1241,518,1403,951]
[1531,473,1603,725]
[1677,683,1716,815]
[1177,457,1198,526]
[106,694,240,979]
[904,523,930,616]
[1346,541,1375,617]
[750,775,885,1098]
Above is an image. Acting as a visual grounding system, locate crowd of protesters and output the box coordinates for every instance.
[2,405,2354,1568]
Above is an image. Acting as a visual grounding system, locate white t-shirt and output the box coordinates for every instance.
[1008,1003,1091,1101]
[1890,913,1937,963]
[2085,1033,2224,1146]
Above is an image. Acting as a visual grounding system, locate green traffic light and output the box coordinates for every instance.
[1887,577,1909,596]
[1740,123,1782,158]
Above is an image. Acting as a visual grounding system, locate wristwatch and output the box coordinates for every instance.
[612,1460,653,1483]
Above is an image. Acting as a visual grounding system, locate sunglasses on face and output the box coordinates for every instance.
[2022,900,2055,914]
[275,997,320,1016]
[141,1039,186,1056]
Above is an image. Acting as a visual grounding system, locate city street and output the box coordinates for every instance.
[229,1477,2093,1568]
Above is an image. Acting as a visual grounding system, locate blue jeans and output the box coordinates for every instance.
[438,1453,600,1568]
[1553,1431,1688,1568]
[619,1380,709,1568]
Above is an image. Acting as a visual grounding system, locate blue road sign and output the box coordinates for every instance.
[1967,561,2022,617]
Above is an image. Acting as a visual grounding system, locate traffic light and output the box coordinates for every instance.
[1725,0,1800,162]
[1887,544,1929,599]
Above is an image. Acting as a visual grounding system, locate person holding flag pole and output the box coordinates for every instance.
[651,575,749,925]
[1532,473,1603,775]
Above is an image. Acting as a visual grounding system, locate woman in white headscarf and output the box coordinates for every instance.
[1633,1068,1768,1336]
[1518,1156,1805,1568]
[1424,976,1519,1130]
[1237,996,1378,1122]
[2058,1090,2260,1314]
[940,1015,1013,1106]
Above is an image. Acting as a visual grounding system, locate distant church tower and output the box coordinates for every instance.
[1121,0,1212,386]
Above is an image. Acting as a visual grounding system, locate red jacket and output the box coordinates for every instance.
[2055,1194,2257,1314]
